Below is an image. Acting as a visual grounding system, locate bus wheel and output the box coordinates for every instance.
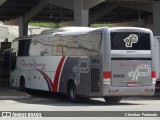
[103,97,122,103]
[20,77,26,92]
[69,82,78,103]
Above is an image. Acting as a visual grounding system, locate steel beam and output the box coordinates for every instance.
[120,2,152,12]
[48,0,74,10]
[84,0,105,9]
[24,0,48,23]
[89,3,119,23]
[0,0,6,6]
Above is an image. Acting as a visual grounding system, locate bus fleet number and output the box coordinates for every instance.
[113,74,125,78]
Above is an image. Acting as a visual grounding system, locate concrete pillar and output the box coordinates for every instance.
[74,0,89,26]
[19,17,28,36]
[4,16,28,37]
[153,2,160,36]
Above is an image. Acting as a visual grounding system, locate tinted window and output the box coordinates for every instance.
[64,35,83,56]
[111,32,150,50]
[29,33,102,56]
[18,39,31,56]
[82,33,101,55]
[63,33,101,56]
[29,38,53,56]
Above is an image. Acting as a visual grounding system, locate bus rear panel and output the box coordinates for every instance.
[101,28,155,97]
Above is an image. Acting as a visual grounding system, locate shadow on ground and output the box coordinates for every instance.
[11,89,160,107]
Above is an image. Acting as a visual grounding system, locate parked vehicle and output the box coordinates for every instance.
[9,27,156,102]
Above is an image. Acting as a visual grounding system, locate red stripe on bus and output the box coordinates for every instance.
[36,69,54,91]
[53,56,65,92]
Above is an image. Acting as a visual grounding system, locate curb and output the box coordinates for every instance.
[0,95,32,100]
[0,89,32,100]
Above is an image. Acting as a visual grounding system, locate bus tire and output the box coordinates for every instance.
[20,77,26,92]
[103,97,122,103]
[68,82,78,103]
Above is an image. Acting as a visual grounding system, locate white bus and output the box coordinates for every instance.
[9,27,156,102]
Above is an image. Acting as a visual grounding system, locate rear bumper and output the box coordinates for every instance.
[100,84,155,97]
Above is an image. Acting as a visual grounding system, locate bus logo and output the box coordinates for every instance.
[73,57,90,84]
[124,34,138,47]
[128,65,151,81]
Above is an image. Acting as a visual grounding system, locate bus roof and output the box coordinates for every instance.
[41,27,96,34]
[108,27,152,33]
[12,35,35,42]
[12,27,152,42]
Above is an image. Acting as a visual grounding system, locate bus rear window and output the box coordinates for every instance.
[111,32,150,50]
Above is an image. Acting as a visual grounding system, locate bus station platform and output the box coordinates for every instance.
[0,87,31,100]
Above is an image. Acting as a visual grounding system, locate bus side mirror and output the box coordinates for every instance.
[3,49,17,70]
[3,48,14,70]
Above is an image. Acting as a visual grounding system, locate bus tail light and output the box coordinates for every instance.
[152,71,156,84]
[152,71,156,78]
[103,72,111,84]
[103,71,111,79]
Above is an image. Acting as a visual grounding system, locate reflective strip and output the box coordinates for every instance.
[152,78,156,85]
[103,79,110,84]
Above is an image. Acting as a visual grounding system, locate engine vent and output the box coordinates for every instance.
[91,68,100,92]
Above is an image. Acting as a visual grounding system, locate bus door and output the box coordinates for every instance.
[17,39,31,88]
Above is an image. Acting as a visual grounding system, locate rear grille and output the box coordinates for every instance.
[91,68,100,92]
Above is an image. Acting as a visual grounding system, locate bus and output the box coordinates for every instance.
[154,36,160,90]
[9,27,156,103]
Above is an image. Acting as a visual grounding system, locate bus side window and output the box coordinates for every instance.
[29,38,53,56]
[65,35,83,56]
[82,33,101,56]
[62,36,68,55]
[40,38,53,56]
[29,39,41,56]
[53,36,63,56]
